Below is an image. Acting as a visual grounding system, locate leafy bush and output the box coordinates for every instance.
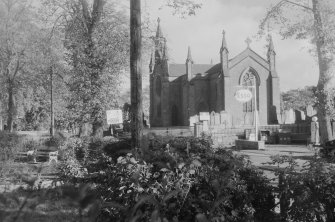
[22,139,40,152]
[0,131,24,161]
[61,135,275,222]
[269,154,335,221]
[44,132,67,148]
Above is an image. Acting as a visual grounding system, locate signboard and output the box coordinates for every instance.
[199,112,210,121]
[106,109,123,125]
[235,89,253,103]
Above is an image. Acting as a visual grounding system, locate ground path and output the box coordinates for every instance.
[234,144,316,182]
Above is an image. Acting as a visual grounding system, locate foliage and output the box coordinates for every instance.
[44,132,66,148]
[0,131,24,161]
[49,0,130,136]
[58,135,275,221]
[281,86,317,111]
[268,154,335,221]
[0,184,99,222]
[163,0,202,17]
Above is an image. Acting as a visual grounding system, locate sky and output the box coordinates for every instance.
[141,0,319,92]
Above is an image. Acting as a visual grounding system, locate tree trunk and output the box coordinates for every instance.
[312,0,335,143]
[92,119,103,137]
[7,82,15,132]
[130,0,143,149]
[50,66,55,136]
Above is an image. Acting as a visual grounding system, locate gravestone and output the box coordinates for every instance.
[220,111,232,127]
[214,113,220,125]
[300,110,306,121]
[189,115,199,126]
[306,105,317,117]
[210,112,215,125]
[284,109,295,124]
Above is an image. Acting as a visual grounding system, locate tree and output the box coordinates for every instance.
[0,0,42,132]
[260,0,335,142]
[281,86,316,111]
[42,0,129,137]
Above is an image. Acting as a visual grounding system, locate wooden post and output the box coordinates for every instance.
[130,0,143,149]
[50,66,54,137]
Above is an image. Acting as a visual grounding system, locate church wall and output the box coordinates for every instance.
[161,79,170,126]
[192,78,210,114]
[181,79,190,126]
[169,79,182,126]
[228,57,270,126]
[209,74,218,112]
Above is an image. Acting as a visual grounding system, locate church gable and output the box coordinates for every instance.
[229,48,269,71]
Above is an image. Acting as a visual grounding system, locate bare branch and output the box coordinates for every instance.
[283,0,313,11]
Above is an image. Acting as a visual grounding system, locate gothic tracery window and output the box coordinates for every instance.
[241,69,258,112]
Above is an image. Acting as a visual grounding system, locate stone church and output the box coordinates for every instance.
[149,19,280,127]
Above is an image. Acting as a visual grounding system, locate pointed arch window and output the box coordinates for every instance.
[241,69,259,112]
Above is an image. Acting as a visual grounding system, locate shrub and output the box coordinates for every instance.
[67,135,276,222]
[44,132,67,148]
[22,139,40,152]
[269,154,335,221]
[0,131,24,161]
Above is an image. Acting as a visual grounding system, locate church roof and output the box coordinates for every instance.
[168,64,215,77]
[168,48,269,78]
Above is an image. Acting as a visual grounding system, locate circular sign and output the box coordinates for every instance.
[235,89,253,102]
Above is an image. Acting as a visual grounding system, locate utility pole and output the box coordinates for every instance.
[50,66,54,137]
[130,0,143,148]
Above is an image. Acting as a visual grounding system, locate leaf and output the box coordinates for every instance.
[195,213,209,222]
[151,210,161,222]
[163,190,180,202]
[192,159,202,167]
[130,195,158,217]
[80,193,96,209]
[160,168,170,172]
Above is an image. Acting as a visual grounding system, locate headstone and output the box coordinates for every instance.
[284,109,295,124]
[199,112,210,121]
[189,115,199,126]
[294,110,302,123]
[306,105,317,117]
[203,120,209,132]
[214,113,220,125]
[300,110,306,121]
[210,112,215,125]
[220,111,232,127]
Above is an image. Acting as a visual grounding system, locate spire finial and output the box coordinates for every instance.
[156,17,163,37]
[245,37,252,48]
[186,46,193,63]
[220,29,228,52]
